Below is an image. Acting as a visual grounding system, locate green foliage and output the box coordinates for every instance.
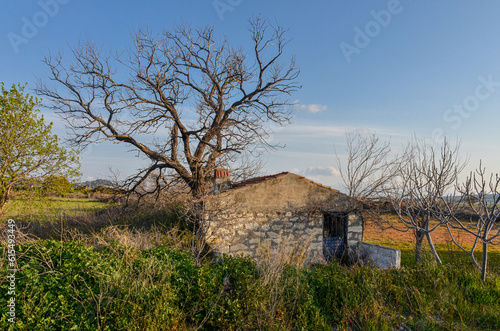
[73,185,92,195]
[42,176,72,196]
[0,83,80,215]
[1,240,499,330]
[0,241,101,330]
[91,186,120,195]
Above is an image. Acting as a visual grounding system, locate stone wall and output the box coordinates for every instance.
[346,213,363,246]
[204,210,324,265]
[211,172,360,214]
[202,172,364,265]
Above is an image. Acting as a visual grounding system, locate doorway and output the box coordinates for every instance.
[323,212,347,261]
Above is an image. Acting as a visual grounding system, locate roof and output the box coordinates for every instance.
[230,171,341,193]
[230,172,289,189]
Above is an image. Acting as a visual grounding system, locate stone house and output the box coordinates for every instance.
[203,169,367,265]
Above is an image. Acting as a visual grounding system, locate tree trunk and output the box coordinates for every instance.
[0,203,6,219]
[415,229,425,263]
[426,232,442,264]
[185,172,209,197]
[0,188,9,215]
[481,241,488,281]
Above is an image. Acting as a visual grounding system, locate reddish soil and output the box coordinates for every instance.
[363,214,500,253]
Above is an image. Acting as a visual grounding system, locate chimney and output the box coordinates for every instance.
[213,168,231,194]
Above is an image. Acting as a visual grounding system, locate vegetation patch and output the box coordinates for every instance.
[1,235,499,330]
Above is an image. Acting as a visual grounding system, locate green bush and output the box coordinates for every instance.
[42,176,72,196]
[96,244,186,330]
[0,241,101,330]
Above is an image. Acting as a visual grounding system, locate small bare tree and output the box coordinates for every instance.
[444,163,500,280]
[382,136,466,263]
[335,129,395,200]
[37,17,299,197]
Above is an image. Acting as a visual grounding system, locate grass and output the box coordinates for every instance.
[3,196,117,223]
[366,238,500,274]
[363,217,500,275]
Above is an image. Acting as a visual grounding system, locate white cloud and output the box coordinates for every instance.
[303,166,340,177]
[294,101,328,114]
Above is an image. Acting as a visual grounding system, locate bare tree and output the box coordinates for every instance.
[444,163,500,280]
[335,129,395,200]
[381,136,466,263]
[37,17,299,197]
[107,166,124,189]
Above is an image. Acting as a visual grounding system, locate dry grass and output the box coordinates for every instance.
[255,234,316,286]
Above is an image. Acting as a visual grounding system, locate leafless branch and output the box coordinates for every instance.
[379,136,466,264]
[37,17,299,197]
[335,129,396,200]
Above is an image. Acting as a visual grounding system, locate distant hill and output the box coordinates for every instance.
[80,179,115,189]
[446,194,498,205]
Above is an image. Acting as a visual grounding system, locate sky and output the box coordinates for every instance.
[2,0,500,191]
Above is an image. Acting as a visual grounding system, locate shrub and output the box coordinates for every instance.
[42,176,72,196]
[0,240,101,330]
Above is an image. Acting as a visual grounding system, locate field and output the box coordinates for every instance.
[1,197,499,330]
[363,216,500,274]
[4,196,114,222]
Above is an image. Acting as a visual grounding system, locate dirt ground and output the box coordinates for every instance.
[363,214,500,253]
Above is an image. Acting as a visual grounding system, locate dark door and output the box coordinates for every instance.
[323,212,347,262]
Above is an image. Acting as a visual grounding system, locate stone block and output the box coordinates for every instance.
[349,226,363,233]
[244,222,258,229]
[266,231,279,238]
[358,242,400,269]
[294,223,305,230]
[230,244,250,252]
[304,228,319,235]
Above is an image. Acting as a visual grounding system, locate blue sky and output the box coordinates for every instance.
[2,0,500,189]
